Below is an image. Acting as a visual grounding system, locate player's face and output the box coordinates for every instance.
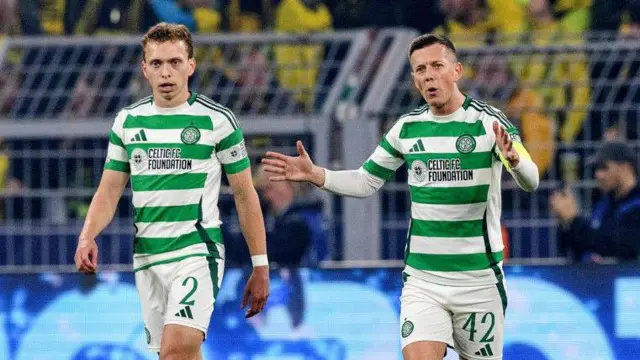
[595,162,620,193]
[142,40,195,106]
[410,44,462,110]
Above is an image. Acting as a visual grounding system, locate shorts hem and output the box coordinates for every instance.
[401,337,453,349]
[164,320,209,338]
[457,351,502,360]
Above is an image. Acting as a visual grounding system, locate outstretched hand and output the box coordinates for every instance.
[493,121,520,168]
[262,141,324,186]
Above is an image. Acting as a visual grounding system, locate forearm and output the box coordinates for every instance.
[318,168,385,198]
[234,189,267,257]
[79,188,122,241]
[509,157,539,192]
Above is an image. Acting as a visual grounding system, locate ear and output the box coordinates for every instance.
[188,58,196,77]
[453,62,463,82]
[141,60,149,80]
[410,71,420,93]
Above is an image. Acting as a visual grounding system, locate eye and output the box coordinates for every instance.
[171,59,180,66]
[151,61,160,67]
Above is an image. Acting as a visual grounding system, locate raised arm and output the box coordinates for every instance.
[492,121,539,192]
[263,136,404,198]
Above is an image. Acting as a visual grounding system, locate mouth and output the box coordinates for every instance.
[159,83,174,92]
[426,87,438,96]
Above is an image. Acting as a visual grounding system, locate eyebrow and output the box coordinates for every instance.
[149,57,184,63]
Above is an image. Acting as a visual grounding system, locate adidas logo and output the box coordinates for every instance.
[408,139,425,152]
[474,343,494,357]
[175,306,194,319]
[130,129,148,142]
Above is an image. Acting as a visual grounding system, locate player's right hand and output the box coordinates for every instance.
[262,140,323,186]
[74,238,98,273]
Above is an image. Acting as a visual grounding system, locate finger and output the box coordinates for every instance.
[296,141,307,157]
[261,158,287,169]
[241,287,250,309]
[262,165,285,175]
[264,151,290,162]
[246,296,261,318]
[492,121,499,135]
[269,175,287,182]
[80,251,95,272]
[90,247,98,269]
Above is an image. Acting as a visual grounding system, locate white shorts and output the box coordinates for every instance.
[135,254,225,352]
[400,273,507,359]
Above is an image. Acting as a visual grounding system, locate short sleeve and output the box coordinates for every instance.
[104,110,130,173]
[214,111,250,175]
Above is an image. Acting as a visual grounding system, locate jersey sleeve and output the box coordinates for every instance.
[488,106,532,171]
[104,110,130,173]
[361,119,405,182]
[213,111,250,175]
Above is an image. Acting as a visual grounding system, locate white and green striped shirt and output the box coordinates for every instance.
[104,93,250,271]
[363,97,520,286]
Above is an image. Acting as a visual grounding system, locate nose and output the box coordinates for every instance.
[160,63,171,78]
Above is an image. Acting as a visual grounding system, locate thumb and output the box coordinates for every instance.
[492,121,500,135]
[296,140,307,158]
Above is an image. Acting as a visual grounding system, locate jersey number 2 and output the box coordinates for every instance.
[180,276,198,306]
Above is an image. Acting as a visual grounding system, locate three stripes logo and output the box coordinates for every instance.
[130,129,148,142]
[474,344,494,357]
[175,306,194,320]
[408,139,425,153]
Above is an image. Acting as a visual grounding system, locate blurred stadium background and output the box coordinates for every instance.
[0,0,639,359]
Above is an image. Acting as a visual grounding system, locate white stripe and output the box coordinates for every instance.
[399,136,492,154]
[135,220,197,238]
[106,143,128,162]
[411,202,487,221]
[407,168,493,187]
[133,243,211,269]
[403,262,504,286]
[132,189,204,208]
[123,128,215,146]
[409,235,488,255]
[130,160,216,176]
[369,146,405,170]
[217,141,248,164]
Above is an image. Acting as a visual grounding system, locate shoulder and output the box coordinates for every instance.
[191,94,240,130]
[467,98,516,129]
[123,96,153,112]
[399,103,430,121]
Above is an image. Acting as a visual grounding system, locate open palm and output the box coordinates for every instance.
[262,141,315,183]
[493,121,519,167]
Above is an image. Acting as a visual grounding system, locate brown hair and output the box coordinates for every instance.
[408,33,457,61]
[141,22,194,61]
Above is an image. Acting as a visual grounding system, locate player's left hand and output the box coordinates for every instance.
[242,266,270,318]
[493,121,520,168]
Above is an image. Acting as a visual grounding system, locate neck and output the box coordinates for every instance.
[615,175,637,200]
[154,88,190,108]
[430,89,466,116]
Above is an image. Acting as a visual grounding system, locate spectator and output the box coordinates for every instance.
[274,0,332,110]
[516,0,590,147]
[550,142,640,263]
[227,0,272,32]
[472,54,555,177]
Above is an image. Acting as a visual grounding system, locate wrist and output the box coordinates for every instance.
[310,166,326,187]
[251,254,269,268]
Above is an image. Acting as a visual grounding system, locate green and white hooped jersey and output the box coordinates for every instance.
[364,97,520,286]
[104,93,250,271]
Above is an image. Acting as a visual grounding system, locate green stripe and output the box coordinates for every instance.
[400,120,486,138]
[486,344,494,356]
[140,129,148,141]
[123,115,213,130]
[104,159,130,173]
[133,253,209,272]
[109,130,125,148]
[405,152,492,170]
[223,158,250,174]
[126,143,214,160]
[406,251,504,271]
[135,204,200,223]
[134,228,222,254]
[411,219,484,237]
[379,137,402,158]
[135,134,141,141]
[362,160,395,180]
[131,173,206,191]
[496,281,508,315]
[480,349,487,356]
[417,139,425,151]
[410,185,490,204]
[216,128,244,152]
